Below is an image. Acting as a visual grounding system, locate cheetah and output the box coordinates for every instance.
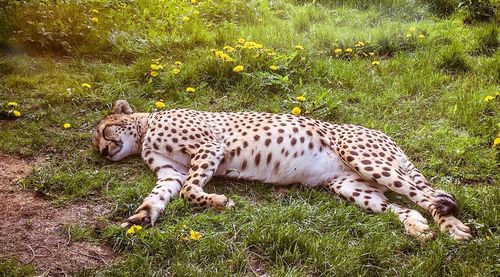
[93,100,472,241]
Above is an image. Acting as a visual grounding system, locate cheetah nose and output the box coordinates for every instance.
[101,146,109,156]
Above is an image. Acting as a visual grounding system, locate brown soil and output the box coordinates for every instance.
[0,153,116,275]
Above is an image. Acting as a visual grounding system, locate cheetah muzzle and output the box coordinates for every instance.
[93,100,472,241]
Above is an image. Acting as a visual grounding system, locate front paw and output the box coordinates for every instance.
[121,202,163,228]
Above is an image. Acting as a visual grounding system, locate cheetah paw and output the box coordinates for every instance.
[404,217,435,241]
[120,202,163,228]
[440,216,472,241]
[211,194,234,211]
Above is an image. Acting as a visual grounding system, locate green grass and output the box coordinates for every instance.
[1,0,499,275]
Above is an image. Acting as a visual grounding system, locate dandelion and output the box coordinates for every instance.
[7,101,18,107]
[291,107,301,115]
[371,61,380,66]
[254,43,263,49]
[346,48,353,53]
[369,52,375,56]
[269,65,277,70]
[214,50,224,57]
[127,225,143,234]
[151,64,160,70]
[484,95,494,102]
[296,96,306,102]
[172,68,180,75]
[221,54,234,62]
[182,16,190,21]
[418,34,425,39]
[191,0,197,3]
[406,33,412,38]
[223,46,236,52]
[238,38,246,44]
[174,61,183,66]
[334,48,343,54]
[494,138,500,147]
[189,230,202,240]
[12,110,21,117]
[295,45,304,50]
[63,123,71,129]
[150,71,159,77]
[82,83,91,89]
[409,27,416,32]
[233,65,244,73]
[91,9,99,13]
[91,17,98,23]
[186,87,196,93]
[155,101,166,109]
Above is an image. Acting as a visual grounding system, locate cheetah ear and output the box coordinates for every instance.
[112,100,133,115]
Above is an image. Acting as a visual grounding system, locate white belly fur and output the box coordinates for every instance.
[218,149,351,186]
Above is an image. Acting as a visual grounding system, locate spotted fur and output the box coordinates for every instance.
[93,100,472,241]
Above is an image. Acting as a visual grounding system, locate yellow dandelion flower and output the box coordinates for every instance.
[12,110,21,117]
[346,48,353,53]
[494,137,500,147]
[91,9,99,13]
[233,65,244,73]
[484,95,494,102]
[182,16,190,21]
[223,46,235,52]
[172,68,180,75]
[238,38,246,44]
[150,71,158,77]
[269,65,277,70]
[191,0,197,3]
[151,64,160,70]
[189,230,203,241]
[82,83,91,89]
[418,34,425,39]
[295,45,304,50]
[254,43,263,49]
[63,123,71,129]
[296,96,306,102]
[7,101,18,107]
[369,52,375,56]
[186,87,196,93]
[221,54,234,62]
[91,17,98,23]
[291,107,301,115]
[214,50,224,57]
[371,61,380,65]
[409,27,416,33]
[155,101,166,109]
[127,225,142,234]
[335,48,343,54]
[406,33,412,38]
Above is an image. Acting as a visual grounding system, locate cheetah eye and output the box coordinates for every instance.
[103,125,118,142]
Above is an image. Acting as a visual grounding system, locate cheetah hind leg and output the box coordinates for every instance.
[325,175,435,241]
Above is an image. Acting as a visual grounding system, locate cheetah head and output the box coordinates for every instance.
[93,100,141,161]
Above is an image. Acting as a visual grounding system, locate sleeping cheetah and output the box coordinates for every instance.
[93,100,472,241]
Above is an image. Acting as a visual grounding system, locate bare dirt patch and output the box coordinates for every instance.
[0,153,116,275]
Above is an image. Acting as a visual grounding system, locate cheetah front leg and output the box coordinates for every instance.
[121,154,187,227]
[180,142,234,210]
[325,174,435,241]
